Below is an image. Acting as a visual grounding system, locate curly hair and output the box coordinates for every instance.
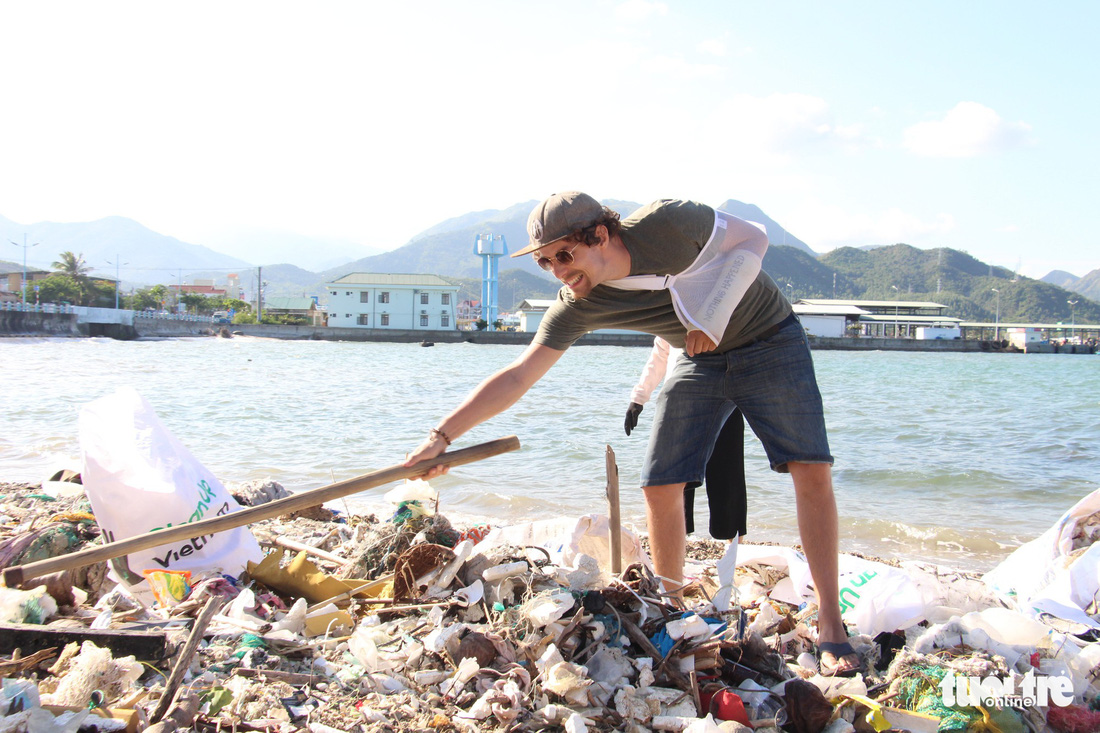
[566,206,622,245]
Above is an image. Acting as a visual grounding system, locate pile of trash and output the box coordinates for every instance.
[3,471,1100,732]
[2,387,1100,732]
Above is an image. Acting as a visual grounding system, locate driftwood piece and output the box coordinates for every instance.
[150,596,223,723]
[619,616,693,694]
[270,536,346,566]
[606,445,622,574]
[232,667,321,686]
[145,692,199,733]
[0,623,167,661]
[0,646,58,675]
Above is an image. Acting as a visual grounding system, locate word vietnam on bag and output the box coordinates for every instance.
[79,387,263,585]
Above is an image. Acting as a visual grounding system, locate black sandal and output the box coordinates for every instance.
[817,640,862,677]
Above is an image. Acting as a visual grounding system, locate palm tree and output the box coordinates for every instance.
[52,251,93,278]
[51,251,93,305]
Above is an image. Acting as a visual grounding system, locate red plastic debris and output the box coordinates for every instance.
[698,687,751,726]
[1047,703,1100,733]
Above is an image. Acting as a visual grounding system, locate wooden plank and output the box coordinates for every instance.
[605,445,622,575]
[0,623,167,661]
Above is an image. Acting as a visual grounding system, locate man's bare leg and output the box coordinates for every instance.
[789,462,859,674]
[643,483,687,594]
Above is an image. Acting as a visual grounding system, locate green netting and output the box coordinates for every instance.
[894,664,988,732]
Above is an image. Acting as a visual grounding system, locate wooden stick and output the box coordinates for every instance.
[232,667,319,686]
[145,692,199,733]
[605,444,622,575]
[619,615,692,694]
[270,536,346,566]
[3,436,520,587]
[150,596,222,724]
[0,647,57,676]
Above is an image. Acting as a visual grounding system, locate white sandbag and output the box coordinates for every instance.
[79,387,263,581]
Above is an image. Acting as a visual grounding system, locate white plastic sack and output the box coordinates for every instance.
[983,487,1100,629]
[80,387,263,580]
[735,545,927,636]
[475,514,650,572]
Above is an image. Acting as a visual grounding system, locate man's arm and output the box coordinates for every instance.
[404,342,564,476]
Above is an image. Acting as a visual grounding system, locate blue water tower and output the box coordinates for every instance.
[474,234,507,331]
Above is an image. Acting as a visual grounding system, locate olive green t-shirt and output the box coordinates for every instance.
[533,199,792,352]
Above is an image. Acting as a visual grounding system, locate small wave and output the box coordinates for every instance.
[844,516,1016,572]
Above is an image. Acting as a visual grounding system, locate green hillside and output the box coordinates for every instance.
[786,244,1100,323]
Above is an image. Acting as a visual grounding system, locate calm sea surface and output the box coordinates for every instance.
[2,336,1098,572]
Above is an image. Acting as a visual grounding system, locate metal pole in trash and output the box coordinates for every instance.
[605,444,622,575]
[2,436,521,588]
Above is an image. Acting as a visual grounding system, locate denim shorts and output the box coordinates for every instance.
[641,318,833,485]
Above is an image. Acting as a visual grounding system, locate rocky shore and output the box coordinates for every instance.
[1,477,1099,733]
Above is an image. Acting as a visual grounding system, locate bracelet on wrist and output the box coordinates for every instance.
[429,427,453,446]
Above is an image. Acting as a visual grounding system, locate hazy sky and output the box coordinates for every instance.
[2,1,1097,277]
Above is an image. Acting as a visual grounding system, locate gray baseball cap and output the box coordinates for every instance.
[512,191,603,258]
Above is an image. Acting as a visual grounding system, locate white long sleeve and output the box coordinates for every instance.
[630,337,673,405]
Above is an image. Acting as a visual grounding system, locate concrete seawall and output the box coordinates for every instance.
[808,335,984,352]
[4,310,1003,352]
[223,322,657,347]
[0,310,81,337]
[0,309,138,339]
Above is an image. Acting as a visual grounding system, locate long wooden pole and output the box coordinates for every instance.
[2,436,520,588]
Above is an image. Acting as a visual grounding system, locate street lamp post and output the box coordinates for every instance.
[891,285,900,338]
[786,282,794,303]
[106,255,129,309]
[991,288,1000,340]
[10,234,40,306]
[1068,299,1078,341]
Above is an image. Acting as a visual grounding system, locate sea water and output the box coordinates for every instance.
[1,336,1097,571]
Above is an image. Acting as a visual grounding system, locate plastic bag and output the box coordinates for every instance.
[80,387,262,581]
[983,487,1100,629]
[142,569,192,608]
[735,545,926,636]
[476,514,650,572]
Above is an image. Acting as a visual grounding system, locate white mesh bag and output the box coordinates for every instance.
[605,210,767,344]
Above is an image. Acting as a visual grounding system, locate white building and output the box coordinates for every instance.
[326,274,459,330]
[792,303,868,338]
[516,299,558,333]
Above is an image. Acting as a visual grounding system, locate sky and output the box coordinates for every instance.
[1,1,1097,278]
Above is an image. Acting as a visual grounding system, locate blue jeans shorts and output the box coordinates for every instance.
[641,318,833,486]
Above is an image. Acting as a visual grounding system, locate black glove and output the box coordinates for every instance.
[624,402,644,435]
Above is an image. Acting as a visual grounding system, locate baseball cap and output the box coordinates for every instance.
[511,191,603,258]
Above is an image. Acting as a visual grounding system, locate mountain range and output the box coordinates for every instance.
[2,201,1097,325]
[1041,269,1100,302]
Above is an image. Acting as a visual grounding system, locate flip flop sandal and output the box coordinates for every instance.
[817,640,862,677]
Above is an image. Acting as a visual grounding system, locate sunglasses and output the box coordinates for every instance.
[536,243,583,271]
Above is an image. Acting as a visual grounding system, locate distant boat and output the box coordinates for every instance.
[420,340,435,347]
